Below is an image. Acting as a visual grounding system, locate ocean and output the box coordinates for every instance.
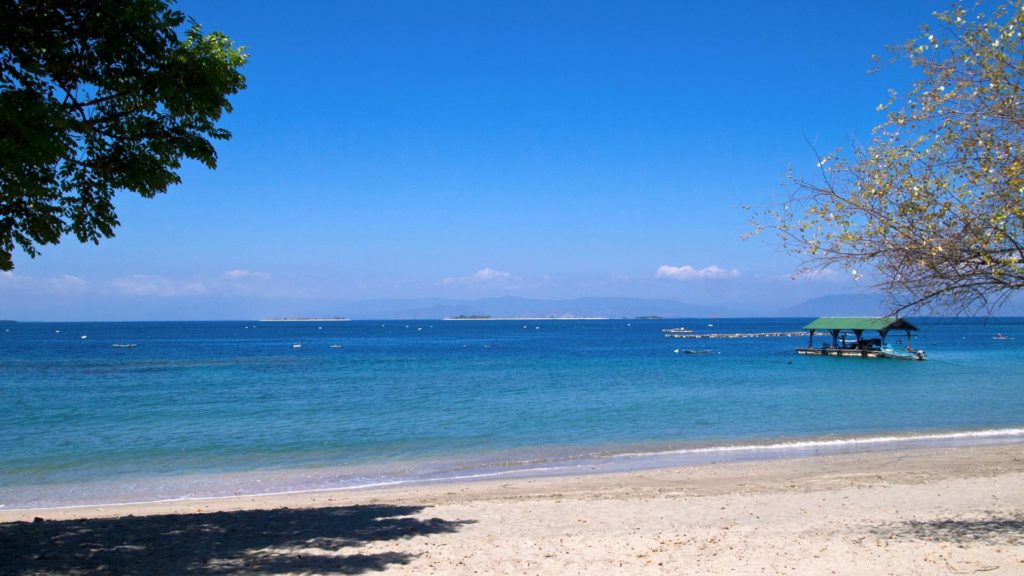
[1,317,1022,509]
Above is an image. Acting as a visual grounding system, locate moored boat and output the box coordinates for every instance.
[880,345,927,360]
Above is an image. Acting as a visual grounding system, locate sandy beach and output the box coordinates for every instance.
[2,443,1023,575]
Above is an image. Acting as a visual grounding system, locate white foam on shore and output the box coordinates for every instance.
[4,428,1024,513]
[627,427,1024,459]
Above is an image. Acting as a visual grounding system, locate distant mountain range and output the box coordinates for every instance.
[335,297,735,320]
[779,292,1024,317]
[778,294,888,317]
[328,293,1024,320]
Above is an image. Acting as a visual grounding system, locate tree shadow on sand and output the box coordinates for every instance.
[0,504,474,575]
[868,511,1024,545]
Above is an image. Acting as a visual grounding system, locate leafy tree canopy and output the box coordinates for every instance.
[760,1,1023,314]
[0,0,247,270]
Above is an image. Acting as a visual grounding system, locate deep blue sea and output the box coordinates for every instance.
[1,317,1022,509]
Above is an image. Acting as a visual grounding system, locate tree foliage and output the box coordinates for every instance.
[0,0,247,270]
[762,1,1024,314]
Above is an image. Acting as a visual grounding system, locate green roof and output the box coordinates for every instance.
[802,317,918,331]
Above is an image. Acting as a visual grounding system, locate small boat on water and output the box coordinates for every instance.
[291,344,302,349]
[662,327,693,335]
[111,343,137,348]
[879,345,926,361]
[993,333,1012,340]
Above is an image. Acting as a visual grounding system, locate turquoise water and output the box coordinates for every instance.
[1,318,1022,508]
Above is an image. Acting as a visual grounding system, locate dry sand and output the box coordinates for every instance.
[2,443,1023,575]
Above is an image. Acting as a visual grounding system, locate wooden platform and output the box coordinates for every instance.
[666,331,809,340]
[795,347,886,358]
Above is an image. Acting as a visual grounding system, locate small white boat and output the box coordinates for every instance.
[880,345,927,360]
[291,344,302,349]
[111,343,137,348]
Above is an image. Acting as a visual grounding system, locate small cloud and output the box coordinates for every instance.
[787,268,839,281]
[221,269,270,280]
[443,267,516,286]
[0,272,90,294]
[112,275,207,297]
[470,267,513,282]
[48,274,88,293]
[0,270,29,290]
[656,264,740,281]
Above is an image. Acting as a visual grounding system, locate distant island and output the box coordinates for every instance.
[258,316,349,322]
[444,315,609,321]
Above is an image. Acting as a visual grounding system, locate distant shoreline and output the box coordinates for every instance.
[258,317,350,322]
[443,316,609,321]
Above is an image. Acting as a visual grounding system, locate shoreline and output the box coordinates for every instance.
[3,427,1024,513]
[3,443,1022,574]
[3,435,1023,521]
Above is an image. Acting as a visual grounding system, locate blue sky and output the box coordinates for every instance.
[2,0,942,320]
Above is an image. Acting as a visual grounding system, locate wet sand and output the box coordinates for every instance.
[2,443,1023,574]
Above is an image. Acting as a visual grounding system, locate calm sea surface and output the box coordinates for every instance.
[1,317,1022,508]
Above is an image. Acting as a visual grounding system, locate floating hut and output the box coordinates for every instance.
[796,317,926,360]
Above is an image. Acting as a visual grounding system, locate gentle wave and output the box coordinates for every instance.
[629,427,1024,458]
[7,427,1023,512]
[406,427,1024,486]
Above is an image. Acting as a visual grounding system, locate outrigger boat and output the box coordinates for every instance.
[796,317,926,361]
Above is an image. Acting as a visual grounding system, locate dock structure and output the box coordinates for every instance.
[796,317,925,360]
[665,331,810,340]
